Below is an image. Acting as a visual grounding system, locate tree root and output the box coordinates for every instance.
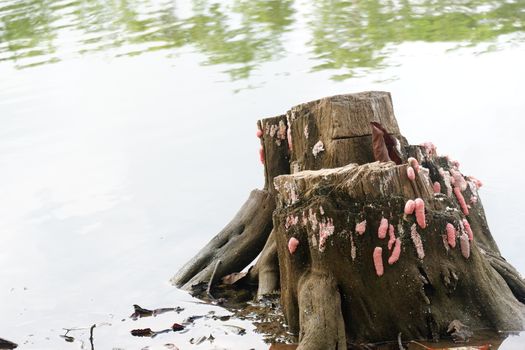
[248,230,279,298]
[171,189,274,290]
[297,272,346,350]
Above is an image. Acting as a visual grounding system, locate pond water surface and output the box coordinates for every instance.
[1,0,525,349]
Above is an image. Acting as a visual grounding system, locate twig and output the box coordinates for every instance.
[207,260,221,300]
[397,332,405,350]
[408,340,430,349]
[89,324,96,350]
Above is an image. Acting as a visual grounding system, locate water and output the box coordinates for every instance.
[1,0,525,349]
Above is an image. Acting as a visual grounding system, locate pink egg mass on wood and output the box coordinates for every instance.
[378,218,388,239]
[373,247,384,276]
[387,224,396,250]
[454,187,469,215]
[415,198,426,229]
[259,147,265,164]
[460,233,470,259]
[404,199,415,215]
[407,166,416,181]
[408,157,420,172]
[446,223,457,248]
[388,238,401,265]
[355,220,366,235]
[288,237,299,254]
[433,182,441,194]
[463,219,474,241]
[256,129,263,138]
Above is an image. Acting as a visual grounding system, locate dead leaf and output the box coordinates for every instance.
[371,122,403,164]
[171,323,184,332]
[131,328,154,337]
[221,271,248,285]
[371,123,390,162]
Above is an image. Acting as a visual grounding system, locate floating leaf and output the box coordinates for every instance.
[131,328,154,337]
[171,323,184,332]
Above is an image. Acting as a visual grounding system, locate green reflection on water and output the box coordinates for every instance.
[309,0,525,80]
[0,0,523,79]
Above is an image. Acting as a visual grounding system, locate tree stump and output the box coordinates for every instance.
[274,161,524,347]
[173,91,525,348]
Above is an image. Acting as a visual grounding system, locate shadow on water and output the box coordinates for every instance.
[0,0,523,80]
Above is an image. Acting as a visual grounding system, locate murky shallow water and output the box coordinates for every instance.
[1,0,525,349]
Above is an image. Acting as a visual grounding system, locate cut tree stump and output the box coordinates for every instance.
[173,91,525,348]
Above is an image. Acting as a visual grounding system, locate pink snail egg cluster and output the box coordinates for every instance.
[387,224,396,250]
[378,218,388,239]
[408,157,420,172]
[463,219,474,241]
[288,237,299,254]
[454,186,469,216]
[407,166,416,181]
[388,238,401,265]
[373,247,384,276]
[460,233,470,259]
[404,200,415,215]
[446,223,457,248]
[355,220,366,235]
[415,198,426,229]
[259,147,264,164]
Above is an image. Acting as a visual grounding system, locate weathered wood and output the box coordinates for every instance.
[296,272,346,350]
[287,91,405,172]
[273,162,525,348]
[171,189,274,290]
[258,115,291,194]
[248,229,280,298]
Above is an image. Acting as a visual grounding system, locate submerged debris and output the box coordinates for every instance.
[447,320,473,343]
[131,328,155,337]
[404,200,416,215]
[0,337,18,349]
[130,304,183,320]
